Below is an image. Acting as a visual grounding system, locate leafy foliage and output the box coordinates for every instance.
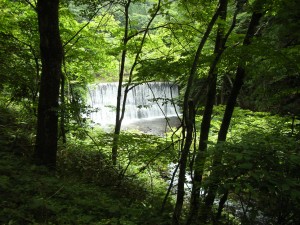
[0,0,40,112]
[203,109,300,224]
[0,105,173,225]
[0,0,300,224]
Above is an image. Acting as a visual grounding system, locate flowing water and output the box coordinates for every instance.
[87,82,180,128]
[87,82,261,223]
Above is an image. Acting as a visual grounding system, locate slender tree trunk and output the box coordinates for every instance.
[215,189,229,223]
[112,0,131,165]
[34,0,63,169]
[199,5,264,223]
[171,5,222,225]
[112,0,161,165]
[187,1,228,224]
[112,48,127,165]
[172,100,195,225]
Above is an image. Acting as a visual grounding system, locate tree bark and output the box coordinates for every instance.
[112,0,131,165]
[187,1,228,224]
[199,5,264,223]
[171,4,222,225]
[112,0,161,165]
[34,0,63,169]
[215,189,229,223]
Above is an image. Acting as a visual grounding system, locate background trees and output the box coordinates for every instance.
[0,0,40,113]
[0,0,299,224]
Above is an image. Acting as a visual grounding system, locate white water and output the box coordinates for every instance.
[87,82,180,126]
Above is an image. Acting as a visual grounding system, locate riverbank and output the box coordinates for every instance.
[122,116,181,136]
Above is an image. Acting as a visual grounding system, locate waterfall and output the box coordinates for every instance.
[87,82,180,125]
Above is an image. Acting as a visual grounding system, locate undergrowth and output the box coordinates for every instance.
[0,106,173,225]
[3,104,298,224]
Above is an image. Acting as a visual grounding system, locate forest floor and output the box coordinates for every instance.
[0,107,173,225]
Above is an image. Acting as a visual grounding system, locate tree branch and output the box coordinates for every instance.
[23,0,37,11]
[63,2,112,48]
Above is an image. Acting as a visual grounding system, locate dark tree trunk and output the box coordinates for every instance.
[172,100,195,225]
[215,189,229,223]
[112,0,130,166]
[199,6,264,223]
[172,5,222,225]
[34,0,63,169]
[187,1,228,224]
[60,72,67,144]
[112,0,160,165]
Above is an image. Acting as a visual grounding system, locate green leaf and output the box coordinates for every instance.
[239,162,253,169]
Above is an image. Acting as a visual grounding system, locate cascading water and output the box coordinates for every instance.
[87,82,180,126]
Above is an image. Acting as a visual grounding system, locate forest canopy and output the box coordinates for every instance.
[0,0,299,224]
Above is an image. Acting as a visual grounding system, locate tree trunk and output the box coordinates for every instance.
[215,189,229,223]
[34,0,63,169]
[187,1,228,224]
[112,0,160,165]
[171,5,222,225]
[199,5,264,223]
[112,0,131,165]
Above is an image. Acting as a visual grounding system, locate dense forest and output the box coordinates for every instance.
[0,0,299,224]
